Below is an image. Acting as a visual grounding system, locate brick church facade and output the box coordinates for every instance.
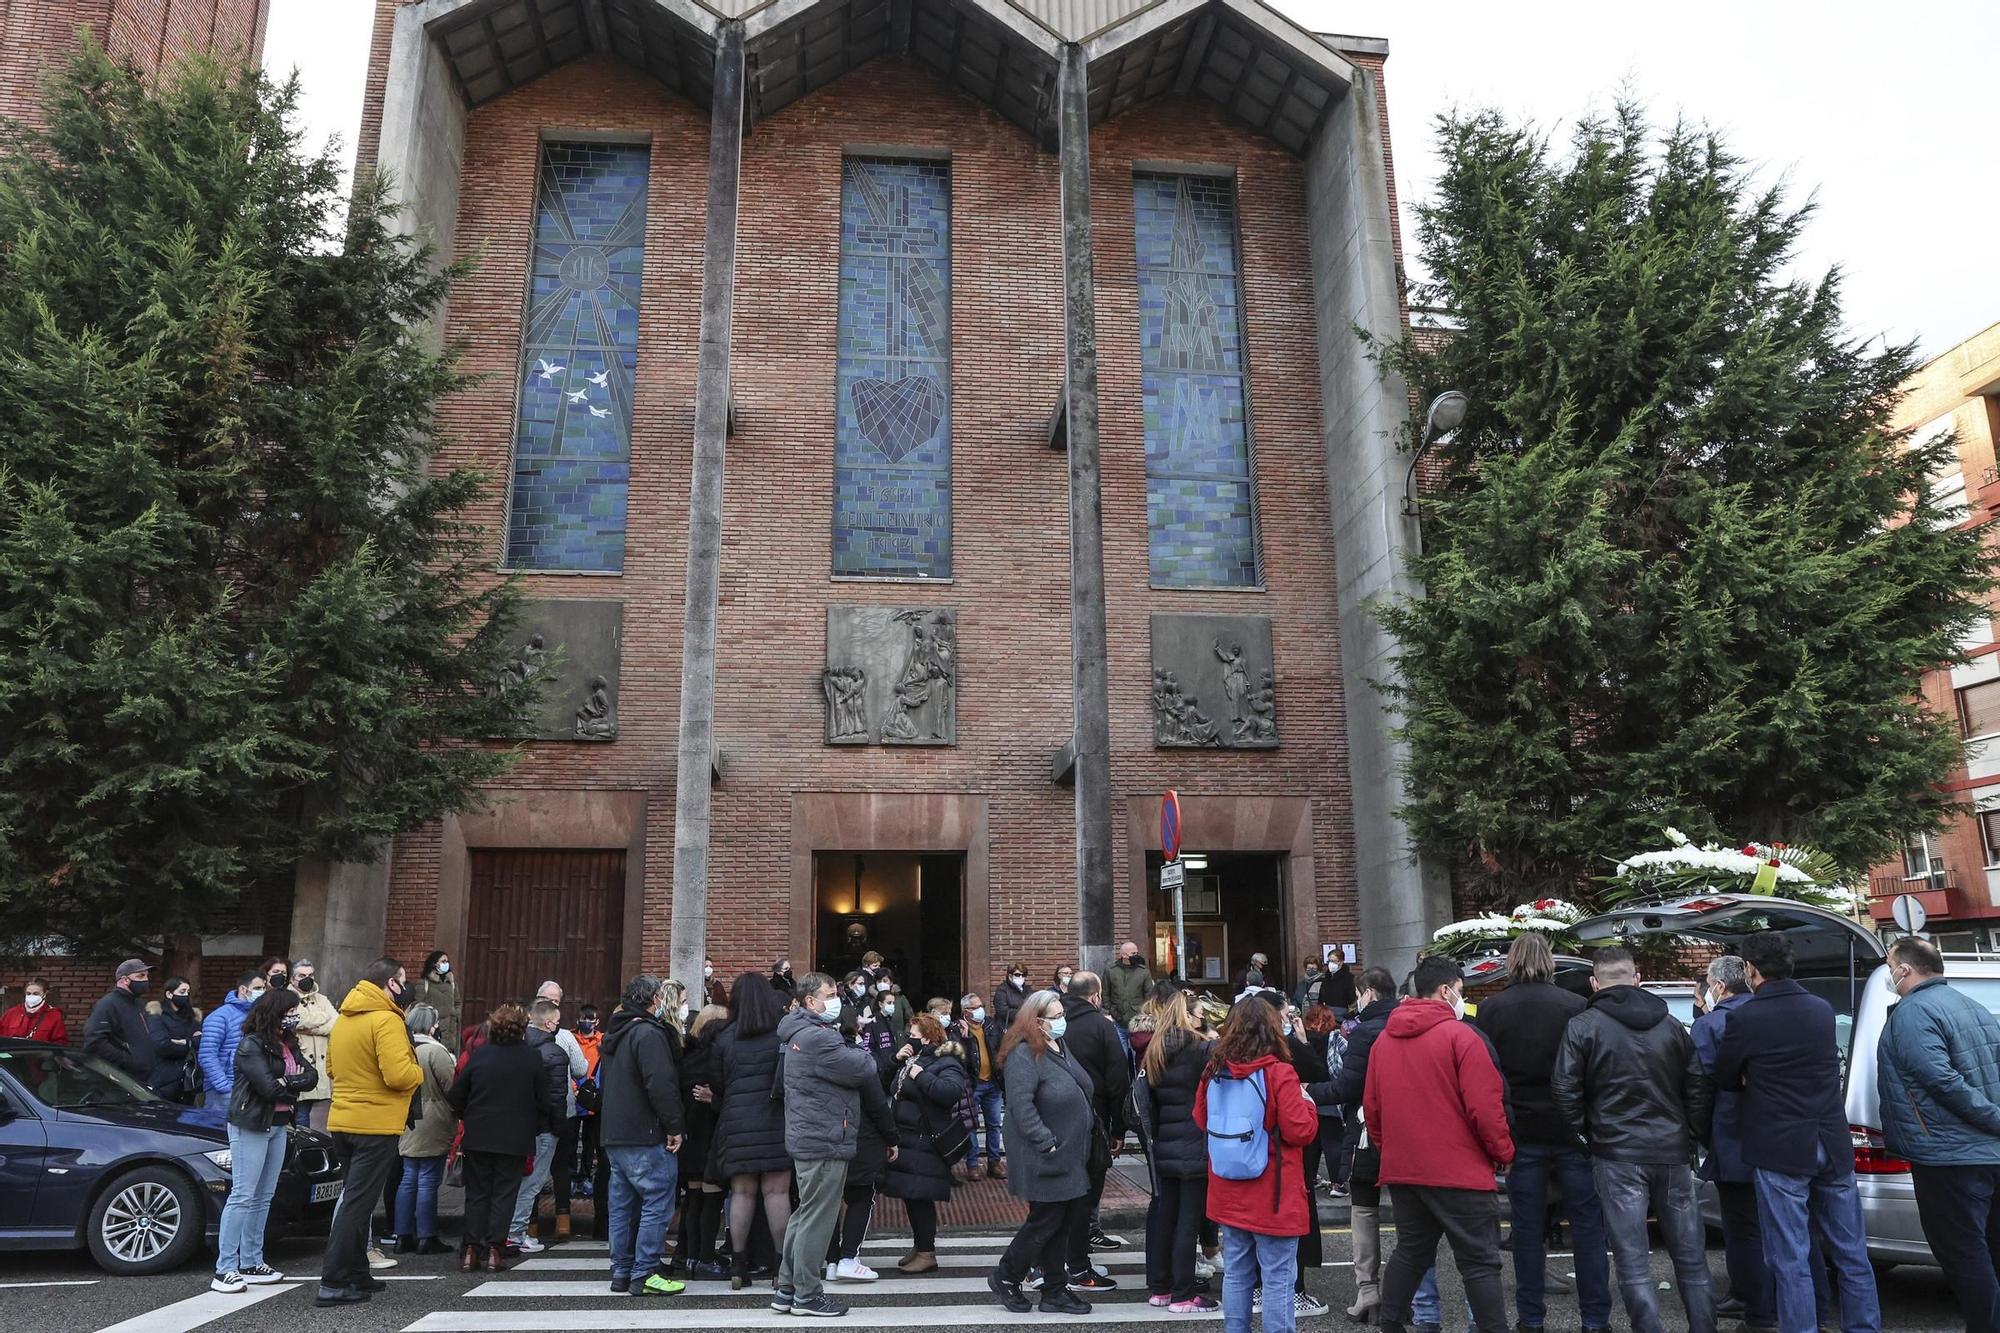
[3,0,1451,1020]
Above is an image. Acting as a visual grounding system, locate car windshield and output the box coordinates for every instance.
[1660,992,1696,1029]
[1922,977,2000,1020]
[0,1048,159,1109]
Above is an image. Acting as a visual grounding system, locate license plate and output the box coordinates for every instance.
[311,1181,342,1203]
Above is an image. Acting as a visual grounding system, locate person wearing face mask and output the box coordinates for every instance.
[842,972,894,1082]
[571,1004,604,1207]
[771,958,796,995]
[1550,947,1715,1333]
[1877,935,2000,1331]
[993,964,1030,1031]
[1052,965,1076,995]
[874,973,914,1035]
[1686,954,1772,1332]
[955,991,1005,1180]
[84,959,160,1083]
[509,999,578,1252]
[703,958,727,1009]
[1,976,68,1044]
[318,958,424,1308]
[211,985,319,1293]
[883,1011,970,1273]
[412,951,462,1051]
[990,989,1095,1316]
[197,970,265,1105]
[597,975,689,1296]
[288,959,338,1131]
[773,972,877,1318]
[144,976,201,1102]
[395,1003,458,1255]
[1365,957,1514,1333]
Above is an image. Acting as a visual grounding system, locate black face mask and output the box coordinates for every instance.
[268,974,287,989]
[296,976,316,993]
[171,994,191,1009]
[128,979,150,996]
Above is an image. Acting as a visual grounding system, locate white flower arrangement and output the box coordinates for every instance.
[1615,844,1813,884]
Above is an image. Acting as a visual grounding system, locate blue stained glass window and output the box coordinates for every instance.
[505,142,650,571]
[833,158,952,579]
[1133,172,1259,587]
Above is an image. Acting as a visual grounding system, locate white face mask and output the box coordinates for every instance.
[677,1003,691,1022]
[877,981,892,993]
[1009,975,1024,986]
[703,965,713,979]
[822,996,843,1022]
[436,962,450,976]
[1449,990,1467,1020]
[1281,1020,1294,1038]
[970,1008,985,1023]
[24,994,44,1011]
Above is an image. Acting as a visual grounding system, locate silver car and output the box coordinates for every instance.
[1574,893,1951,1269]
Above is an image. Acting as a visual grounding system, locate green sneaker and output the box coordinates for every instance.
[632,1272,687,1297]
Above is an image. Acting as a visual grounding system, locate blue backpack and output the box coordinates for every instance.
[1205,1069,1271,1180]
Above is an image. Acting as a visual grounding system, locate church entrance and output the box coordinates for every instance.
[812,851,965,1007]
[1146,850,1286,999]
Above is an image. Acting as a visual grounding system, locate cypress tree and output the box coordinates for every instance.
[0,45,531,952]
[1376,105,1995,905]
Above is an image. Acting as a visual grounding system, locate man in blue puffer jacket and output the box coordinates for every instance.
[198,972,264,1106]
[1878,936,2000,1332]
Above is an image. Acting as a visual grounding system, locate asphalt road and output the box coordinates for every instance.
[0,1224,1965,1333]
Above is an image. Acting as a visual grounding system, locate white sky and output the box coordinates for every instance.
[264,0,1997,359]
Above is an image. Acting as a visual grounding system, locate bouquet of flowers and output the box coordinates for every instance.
[1605,828,1860,912]
[1426,897,1588,959]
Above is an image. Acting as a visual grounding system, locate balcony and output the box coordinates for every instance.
[1978,463,2000,511]
[1868,869,1959,923]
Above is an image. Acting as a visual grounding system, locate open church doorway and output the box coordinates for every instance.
[812,851,965,1007]
[1146,850,1286,1000]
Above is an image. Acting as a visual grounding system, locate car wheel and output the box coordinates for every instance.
[86,1166,204,1275]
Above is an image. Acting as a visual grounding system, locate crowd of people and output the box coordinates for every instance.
[11,926,2000,1331]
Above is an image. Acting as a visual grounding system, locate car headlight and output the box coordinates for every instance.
[203,1149,232,1172]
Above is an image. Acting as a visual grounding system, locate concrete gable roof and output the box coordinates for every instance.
[405,0,1358,153]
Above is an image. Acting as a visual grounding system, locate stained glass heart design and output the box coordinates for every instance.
[852,374,944,462]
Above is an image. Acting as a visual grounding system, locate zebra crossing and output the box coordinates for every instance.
[393,1234,1250,1332]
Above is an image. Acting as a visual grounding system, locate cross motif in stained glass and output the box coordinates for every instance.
[833,158,953,579]
[506,142,650,572]
[1134,172,1259,588]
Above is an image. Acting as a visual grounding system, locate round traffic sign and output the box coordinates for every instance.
[1892,893,1928,935]
[1161,789,1182,862]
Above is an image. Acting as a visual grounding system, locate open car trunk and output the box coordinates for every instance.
[1573,893,1885,1030]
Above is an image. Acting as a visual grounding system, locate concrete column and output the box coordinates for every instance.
[669,23,745,1000]
[1303,67,1450,979]
[1056,43,1115,976]
[290,853,394,998]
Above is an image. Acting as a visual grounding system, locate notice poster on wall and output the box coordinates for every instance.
[1323,942,1355,967]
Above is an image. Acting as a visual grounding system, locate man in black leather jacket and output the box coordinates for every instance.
[1551,947,1715,1333]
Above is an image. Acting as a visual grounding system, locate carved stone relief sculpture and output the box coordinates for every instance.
[1151,613,1279,749]
[824,606,957,746]
[488,599,624,742]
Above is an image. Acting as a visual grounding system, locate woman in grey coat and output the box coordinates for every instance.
[989,989,1095,1317]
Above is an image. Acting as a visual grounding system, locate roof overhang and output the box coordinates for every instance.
[401,0,1359,155]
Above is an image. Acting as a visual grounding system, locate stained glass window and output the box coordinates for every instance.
[833,158,952,579]
[505,142,650,571]
[1134,172,1259,587]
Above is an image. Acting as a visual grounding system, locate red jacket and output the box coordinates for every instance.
[1363,999,1513,1191]
[0,1003,67,1045]
[1194,1052,1319,1236]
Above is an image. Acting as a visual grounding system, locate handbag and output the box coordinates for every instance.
[574,1076,601,1115]
[894,1059,972,1165]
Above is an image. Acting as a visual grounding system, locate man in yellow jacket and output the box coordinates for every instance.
[317,959,423,1308]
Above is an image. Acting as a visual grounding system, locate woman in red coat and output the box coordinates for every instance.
[1194,998,1319,1333]
[0,978,68,1044]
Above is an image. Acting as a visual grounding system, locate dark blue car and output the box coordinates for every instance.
[0,1039,344,1274]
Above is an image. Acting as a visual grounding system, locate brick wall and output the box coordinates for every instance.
[375,53,1361,996]
[0,0,267,133]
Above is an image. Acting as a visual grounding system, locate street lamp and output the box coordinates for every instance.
[1402,389,1469,516]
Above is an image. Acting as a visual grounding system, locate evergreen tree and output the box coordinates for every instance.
[0,45,532,953]
[1376,105,1994,906]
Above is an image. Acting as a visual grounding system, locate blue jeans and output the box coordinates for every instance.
[1753,1144,1880,1333]
[606,1142,678,1283]
[1595,1159,1715,1333]
[1222,1226,1297,1333]
[1509,1144,1612,1327]
[968,1078,1004,1167]
[510,1130,557,1239]
[216,1123,287,1274]
[1412,1267,1440,1325]
[395,1154,444,1239]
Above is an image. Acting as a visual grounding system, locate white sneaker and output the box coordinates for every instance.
[238,1264,284,1285]
[210,1272,246,1294]
[1194,1255,1216,1281]
[366,1247,398,1270]
[513,1235,545,1254]
[832,1257,878,1282]
[1295,1292,1330,1317]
